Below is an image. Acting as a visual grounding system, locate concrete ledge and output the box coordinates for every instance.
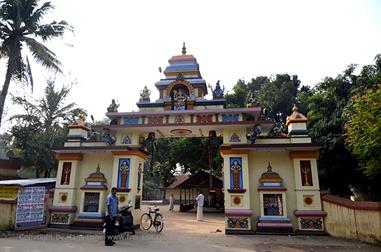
[225,229,255,235]
[225,209,252,217]
[294,210,327,217]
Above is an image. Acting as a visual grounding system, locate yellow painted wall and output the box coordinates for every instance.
[223,128,247,144]
[248,150,298,228]
[323,201,381,244]
[0,203,16,230]
[74,153,114,213]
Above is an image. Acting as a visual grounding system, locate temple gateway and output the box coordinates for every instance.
[50,44,326,234]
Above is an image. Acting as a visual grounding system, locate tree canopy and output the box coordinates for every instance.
[6,80,85,177]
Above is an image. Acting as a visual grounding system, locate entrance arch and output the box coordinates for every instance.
[50,45,325,234]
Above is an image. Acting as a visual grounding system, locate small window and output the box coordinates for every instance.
[83,192,100,212]
[263,194,283,216]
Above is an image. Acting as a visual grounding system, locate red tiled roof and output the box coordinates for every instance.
[167,175,189,189]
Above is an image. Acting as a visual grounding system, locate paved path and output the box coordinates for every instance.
[0,204,380,252]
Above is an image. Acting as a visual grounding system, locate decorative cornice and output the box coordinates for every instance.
[258,187,287,191]
[49,206,77,213]
[220,149,250,156]
[116,188,131,192]
[111,150,147,159]
[294,210,327,217]
[80,185,108,190]
[227,189,247,193]
[225,209,252,217]
[289,151,319,159]
[56,153,83,161]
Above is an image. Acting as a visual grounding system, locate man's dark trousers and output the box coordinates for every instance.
[105,215,116,245]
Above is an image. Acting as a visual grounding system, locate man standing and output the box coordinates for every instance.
[105,187,118,246]
[196,191,204,221]
[169,194,175,211]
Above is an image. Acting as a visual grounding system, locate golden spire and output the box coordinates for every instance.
[182,42,186,55]
[267,162,273,172]
[292,104,298,112]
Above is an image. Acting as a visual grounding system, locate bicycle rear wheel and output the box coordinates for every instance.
[154,213,164,232]
[140,213,152,230]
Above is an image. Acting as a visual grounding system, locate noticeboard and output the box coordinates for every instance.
[15,186,47,230]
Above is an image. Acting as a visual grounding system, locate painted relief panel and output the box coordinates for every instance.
[118,158,131,188]
[51,213,69,224]
[61,162,72,185]
[303,195,314,207]
[227,217,249,229]
[300,160,313,186]
[230,157,243,190]
[300,217,323,230]
[231,195,243,207]
[230,133,241,142]
[83,192,100,212]
[263,194,283,216]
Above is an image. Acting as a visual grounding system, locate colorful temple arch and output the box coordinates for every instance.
[49,44,326,233]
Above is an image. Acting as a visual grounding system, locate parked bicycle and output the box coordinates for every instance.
[140,205,164,232]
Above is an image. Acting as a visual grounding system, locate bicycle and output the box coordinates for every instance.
[140,205,164,232]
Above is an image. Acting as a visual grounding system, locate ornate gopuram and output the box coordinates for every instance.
[49,44,326,234]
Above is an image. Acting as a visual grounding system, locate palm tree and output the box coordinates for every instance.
[9,79,86,177]
[0,0,70,126]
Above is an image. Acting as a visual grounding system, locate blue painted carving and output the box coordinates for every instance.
[124,116,139,125]
[210,80,225,99]
[222,114,239,122]
[230,157,243,190]
[101,129,116,145]
[246,124,262,144]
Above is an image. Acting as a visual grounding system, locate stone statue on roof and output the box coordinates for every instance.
[139,86,151,102]
[210,80,225,99]
[107,99,119,112]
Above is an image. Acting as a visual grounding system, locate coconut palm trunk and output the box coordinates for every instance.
[0,57,13,126]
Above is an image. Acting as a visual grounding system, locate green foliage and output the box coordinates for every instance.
[299,60,381,197]
[224,55,381,198]
[226,74,301,121]
[345,88,381,177]
[6,80,85,177]
[225,79,248,108]
[144,137,223,190]
[0,0,71,126]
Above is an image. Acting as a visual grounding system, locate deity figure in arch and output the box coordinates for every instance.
[120,161,130,188]
[173,89,187,110]
[231,160,242,189]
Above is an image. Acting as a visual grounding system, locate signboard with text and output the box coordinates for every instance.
[15,186,47,230]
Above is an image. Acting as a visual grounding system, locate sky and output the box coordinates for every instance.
[1,0,381,130]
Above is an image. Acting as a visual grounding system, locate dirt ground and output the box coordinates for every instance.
[0,204,380,252]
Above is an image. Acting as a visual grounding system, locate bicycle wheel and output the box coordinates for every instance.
[140,213,152,230]
[153,213,164,233]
